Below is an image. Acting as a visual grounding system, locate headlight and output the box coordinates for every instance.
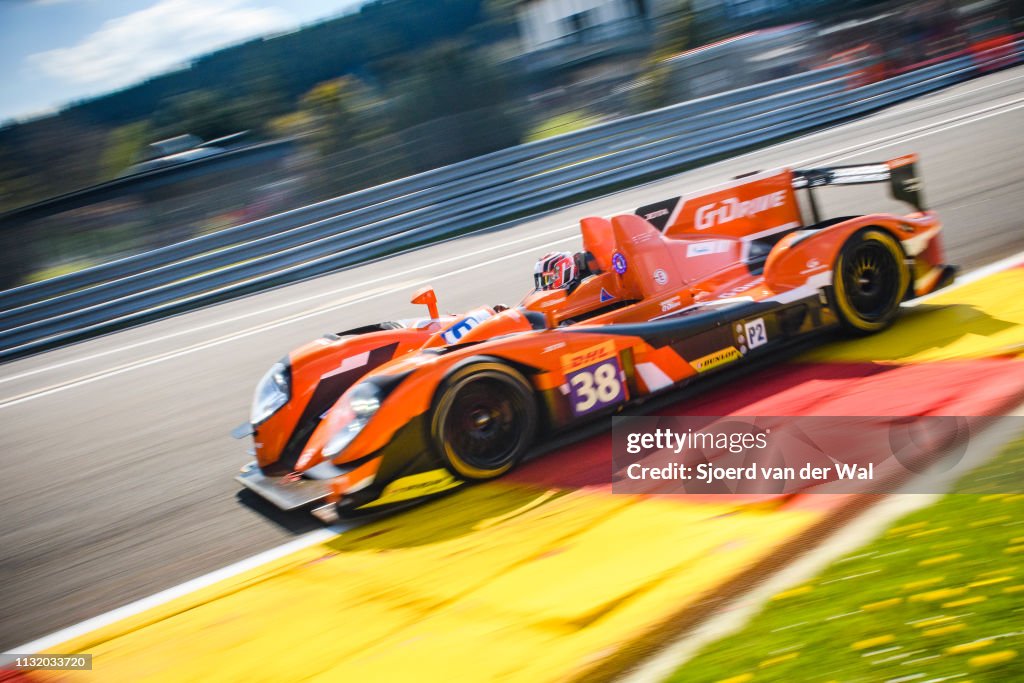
[250,359,291,425]
[323,382,381,458]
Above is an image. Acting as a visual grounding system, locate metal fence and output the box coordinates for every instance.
[0,41,1018,362]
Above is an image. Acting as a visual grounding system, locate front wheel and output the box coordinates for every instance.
[430,362,538,481]
[832,228,909,335]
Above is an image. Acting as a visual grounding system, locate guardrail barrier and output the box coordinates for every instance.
[0,41,1018,361]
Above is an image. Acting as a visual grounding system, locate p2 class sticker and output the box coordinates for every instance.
[612,252,628,275]
[566,356,626,417]
[653,268,669,286]
[743,317,768,350]
[600,288,616,303]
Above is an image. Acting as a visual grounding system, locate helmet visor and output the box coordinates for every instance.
[534,271,557,290]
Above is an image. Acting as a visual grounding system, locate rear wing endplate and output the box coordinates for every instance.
[792,154,925,213]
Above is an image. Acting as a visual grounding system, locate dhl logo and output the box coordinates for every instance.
[561,340,617,372]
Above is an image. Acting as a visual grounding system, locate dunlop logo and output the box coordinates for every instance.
[691,346,742,373]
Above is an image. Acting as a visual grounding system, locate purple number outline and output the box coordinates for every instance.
[566,356,626,417]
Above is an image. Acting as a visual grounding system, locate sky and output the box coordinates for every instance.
[0,0,367,123]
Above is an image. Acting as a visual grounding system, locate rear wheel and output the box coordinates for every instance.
[430,362,538,480]
[833,229,909,335]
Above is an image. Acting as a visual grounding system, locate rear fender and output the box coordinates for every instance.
[763,213,937,296]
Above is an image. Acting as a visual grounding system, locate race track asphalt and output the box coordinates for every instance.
[0,65,1022,652]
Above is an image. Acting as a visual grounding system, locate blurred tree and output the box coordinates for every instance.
[153,90,250,141]
[385,40,525,155]
[0,0,495,210]
[470,0,520,45]
[101,122,150,179]
[298,76,383,156]
[389,41,524,124]
[0,115,106,206]
[632,1,697,111]
[653,0,697,60]
[238,72,292,135]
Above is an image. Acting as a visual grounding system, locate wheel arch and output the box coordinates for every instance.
[430,354,546,424]
[763,215,909,294]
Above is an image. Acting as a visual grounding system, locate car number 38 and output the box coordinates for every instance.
[567,359,625,416]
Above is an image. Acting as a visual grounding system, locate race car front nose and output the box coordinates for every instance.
[235,462,330,510]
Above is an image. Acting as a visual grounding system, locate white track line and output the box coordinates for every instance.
[1,90,1021,408]
[4,251,1023,661]
[792,96,1024,168]
[827,98,1024,163]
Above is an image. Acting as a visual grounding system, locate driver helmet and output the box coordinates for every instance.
[534,252,579,291]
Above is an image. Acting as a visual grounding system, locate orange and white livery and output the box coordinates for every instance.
[234,154,954,519]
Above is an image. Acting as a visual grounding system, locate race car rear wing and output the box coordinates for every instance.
[634,154,926,235]
[792,154,925,222]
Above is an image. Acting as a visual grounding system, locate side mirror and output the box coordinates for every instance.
[411,286,439,319]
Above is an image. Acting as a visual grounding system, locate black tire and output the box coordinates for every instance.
[832,228,909,335]
[430,362,538,481]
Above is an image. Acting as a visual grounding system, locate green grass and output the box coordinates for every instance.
[673,435,1024,683]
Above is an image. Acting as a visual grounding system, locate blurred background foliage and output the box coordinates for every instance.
[0,0,1021,287]
[0,0,818,209]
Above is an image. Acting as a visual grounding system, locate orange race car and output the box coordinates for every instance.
[234,154,955,521]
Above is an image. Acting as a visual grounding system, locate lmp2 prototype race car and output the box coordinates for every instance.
[234,153,955,521]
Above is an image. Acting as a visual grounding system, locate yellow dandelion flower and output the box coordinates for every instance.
[918,553,962,566]
[970,515,1011,527]
[1004,546,1024,555]
[909,527,950,538]
[715,674,754,683]
[888,521,929,535]
[852,635,895,650]
[924,624,967,637]
[1002,585,1024,593]
[771,585,812,601]
[976,567,1017,577]
[946,640,995,655]
[968,650,1017,668]
[909,587,968,602]
[759,652,799,668]
[903,576,945,590]
[913,615,959,629]
[943,596,987,608]
[968,576,1013,588]
[863,598,903,611]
